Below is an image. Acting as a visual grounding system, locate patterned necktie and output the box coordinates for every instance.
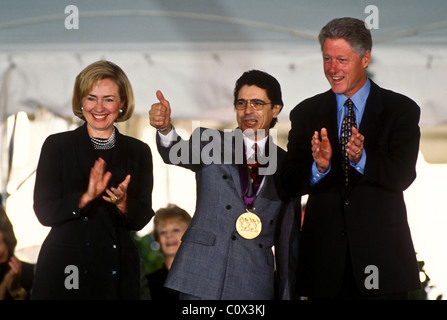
[340,98,357,187]
[247,143,263,197]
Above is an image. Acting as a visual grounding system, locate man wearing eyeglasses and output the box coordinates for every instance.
[149,70,299,300]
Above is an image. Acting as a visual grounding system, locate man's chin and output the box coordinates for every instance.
[241,127,259,135]
[327,80,348,95]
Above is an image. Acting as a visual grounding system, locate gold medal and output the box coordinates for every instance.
[236,209,262,239]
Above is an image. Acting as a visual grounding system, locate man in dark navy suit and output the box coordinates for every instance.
[282,17,421,299]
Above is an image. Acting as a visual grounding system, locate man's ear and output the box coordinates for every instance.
[362,50,371,69]
[272,104,282,118]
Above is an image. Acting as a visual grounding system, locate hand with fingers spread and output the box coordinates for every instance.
[311,128,332,173]
[79,157,112,209]
[149,90,172,134]
[0,256,27,300]
[347,127,365,164]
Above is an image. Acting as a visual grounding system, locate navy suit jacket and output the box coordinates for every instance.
[282,80,421,297]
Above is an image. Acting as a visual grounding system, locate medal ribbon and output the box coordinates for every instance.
[238,142,265,210]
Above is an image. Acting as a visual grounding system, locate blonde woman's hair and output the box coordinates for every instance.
[72,60,135,122]
[153,204,191,242]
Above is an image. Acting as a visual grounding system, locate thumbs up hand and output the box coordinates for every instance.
[149,90,172,134]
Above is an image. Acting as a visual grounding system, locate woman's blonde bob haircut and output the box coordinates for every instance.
[72,60,135,122]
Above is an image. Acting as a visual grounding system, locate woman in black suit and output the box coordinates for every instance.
[31,60,154,299]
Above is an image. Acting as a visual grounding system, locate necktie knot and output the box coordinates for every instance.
[344,98,353,108]
[344,99,356,124]
[248,143,260,165]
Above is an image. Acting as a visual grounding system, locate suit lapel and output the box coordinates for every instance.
[108,128,128,186]
[256,174,279,202]
[225,129,244,199]
[358,80,384,142]
[74,123,98,181]
[254,138,282,204]
[317,91,358,195]
[317,91,340,160]
[320,92,347,191]
[229,163,243,200]
[346,80,384,193]
[229,130,282,207]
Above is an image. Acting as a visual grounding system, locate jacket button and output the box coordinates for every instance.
[226,205,232,210]
[223,175,228,179]
[231,235,237,240]
[344,200,350,206]
[85,242,91,247]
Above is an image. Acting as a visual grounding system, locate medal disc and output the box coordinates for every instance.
[236,210,262,239]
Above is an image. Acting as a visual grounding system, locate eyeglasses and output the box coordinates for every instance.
[235,99,271,111]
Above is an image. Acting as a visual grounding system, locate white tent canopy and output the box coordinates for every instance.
[1,0,447,121]
[1,0,446,299]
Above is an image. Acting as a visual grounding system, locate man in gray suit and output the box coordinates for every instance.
[149,70,299,300]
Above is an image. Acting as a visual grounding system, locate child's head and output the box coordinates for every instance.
[153,204,191,257]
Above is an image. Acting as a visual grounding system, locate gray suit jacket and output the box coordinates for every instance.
[158,127,299,300]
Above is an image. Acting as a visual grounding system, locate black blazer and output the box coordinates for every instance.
[282,80,421,297]
[32,123,154,299]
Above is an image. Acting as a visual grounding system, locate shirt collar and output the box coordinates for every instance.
[336,78,371,113]
[243,134,268,157]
